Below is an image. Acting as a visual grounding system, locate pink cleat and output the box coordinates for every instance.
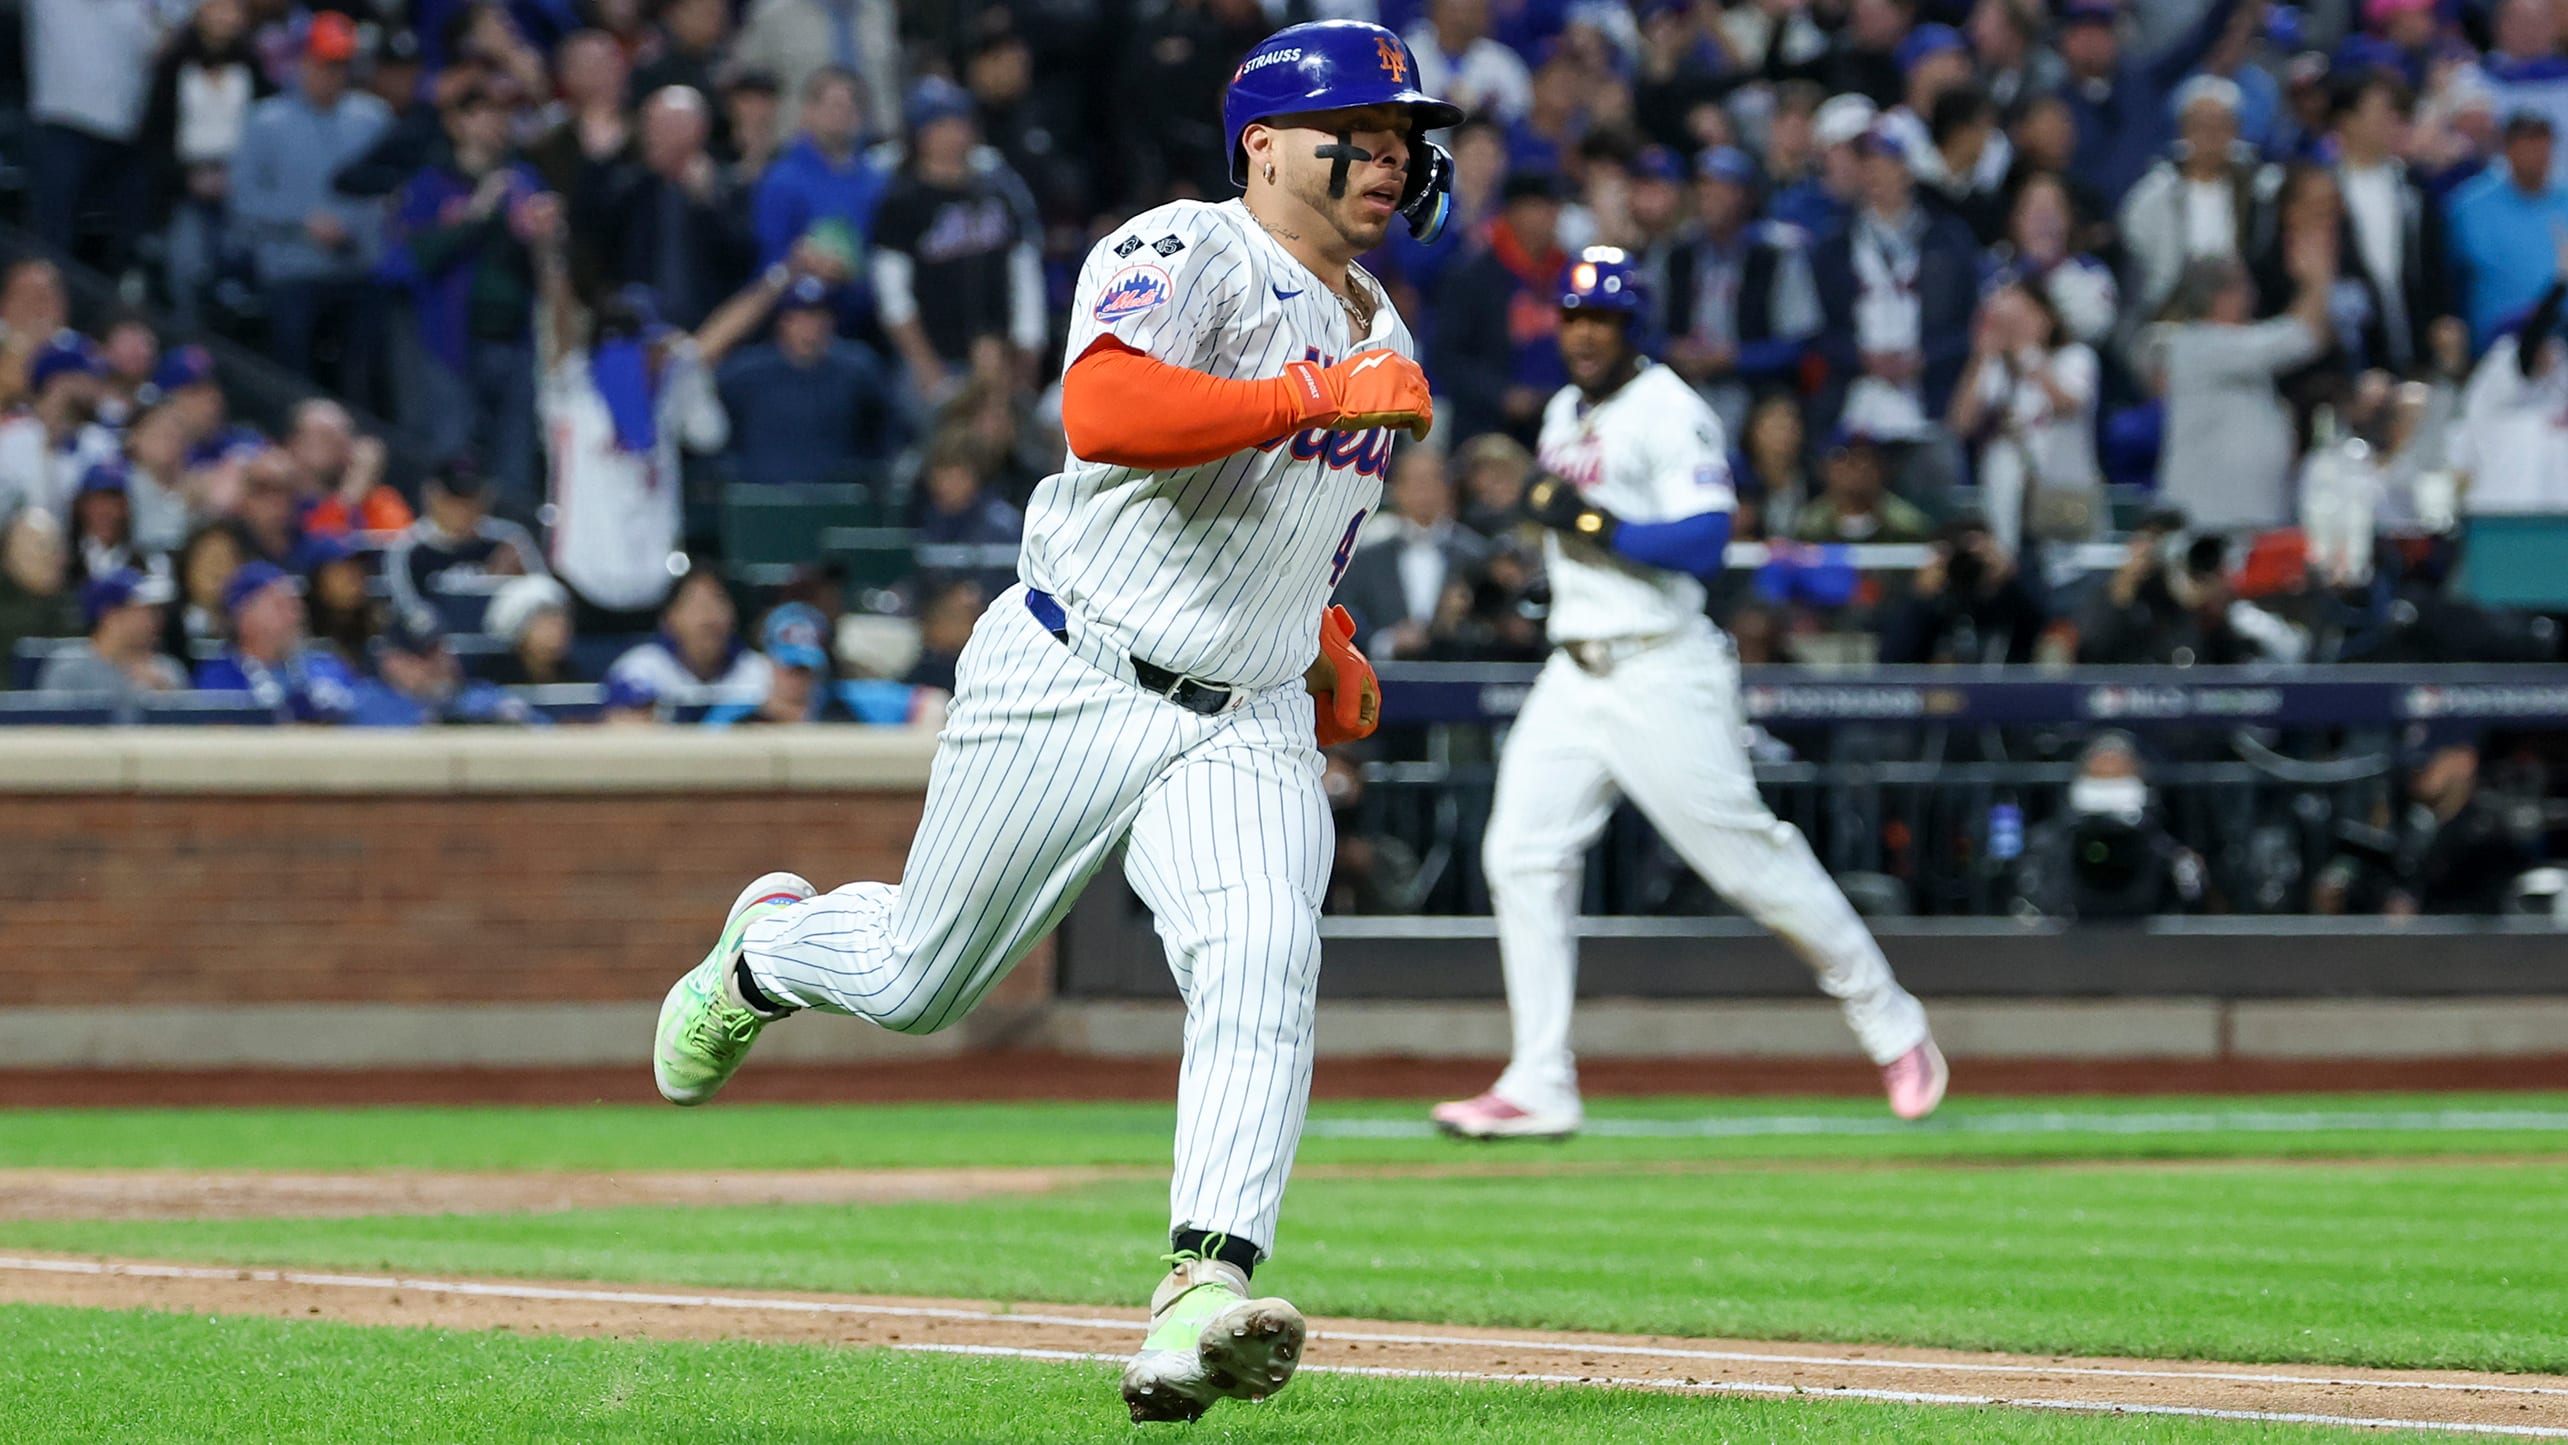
[1430,1091,1581,1140]
[1881,1037,1949,1121]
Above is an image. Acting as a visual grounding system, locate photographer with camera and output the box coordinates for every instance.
[2077,509,2305,665]
[1878,513,2046,664]
[2014,731,2208,921]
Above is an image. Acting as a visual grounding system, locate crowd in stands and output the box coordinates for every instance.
[6,0,2568,732]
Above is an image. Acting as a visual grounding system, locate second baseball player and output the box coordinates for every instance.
[1432,248,1948,1141]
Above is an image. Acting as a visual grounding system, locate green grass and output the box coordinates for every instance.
[4,1119,2565,1372]
[5,1092,2566,1170]
[0,1303,2479,1444]
[6,1094,2566,1441]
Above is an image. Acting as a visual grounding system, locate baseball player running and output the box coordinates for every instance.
[651,20,1458,1423]
[1431,250,1947,1141]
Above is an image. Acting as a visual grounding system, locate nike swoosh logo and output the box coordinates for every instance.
[1350,353,1393,375]
[1273,286,1303,300]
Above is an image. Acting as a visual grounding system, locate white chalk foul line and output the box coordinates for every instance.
[1308,1108,2568,1141]
[889,1342,2568,1439]
[9,1252,2566,1429]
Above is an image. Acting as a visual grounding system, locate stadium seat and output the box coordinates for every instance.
[0,694,116,726]
[720,483,881,581]
[820,526,921,592]
[141,692,277,725]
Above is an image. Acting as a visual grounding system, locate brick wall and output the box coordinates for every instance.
[0,793,960,1006]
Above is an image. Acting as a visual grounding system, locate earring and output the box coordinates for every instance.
[1263,161,1276,184]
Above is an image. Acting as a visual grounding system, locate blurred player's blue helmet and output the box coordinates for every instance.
[1558,246,1648,319]
[1223,20,1465,242]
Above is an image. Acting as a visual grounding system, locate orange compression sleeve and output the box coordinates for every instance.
[1061,338,1319,470]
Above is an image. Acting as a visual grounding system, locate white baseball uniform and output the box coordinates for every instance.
[741,198,1409,1255]
[1483,362,1928,1119]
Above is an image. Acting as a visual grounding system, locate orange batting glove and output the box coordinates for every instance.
[1282,351,1435,441]
[1307,604,1381,749]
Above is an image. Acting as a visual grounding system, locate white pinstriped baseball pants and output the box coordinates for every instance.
[1483,626,1929,1115]
[741,583,1331,1256]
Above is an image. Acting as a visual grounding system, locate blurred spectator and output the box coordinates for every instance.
[2453,259,2568,512]
[2331,71,2457,376]
[731,0,902,141]
[707,601,841,725]
[1434,172,1570,445]
[606,567,772,702]
[1879,515,2045,664]
[719,71,788,187]
[482,574,581,685]
[301,533,383,668]
[94,314,160,432]
[1810,128,1980,499]
[903,577,983,694]
[1382,118,1507,335]
[0,333,119,525]
[193,560,361,723]
[1971,0,2067,115]
[912,437,1024,600]
[383,457,546,622]
[0,510,79,669]
[164,521,246,663]
[578,86,756,332]
[1949,282,2103,555]
[2057,0,2251,208]
[120,401,208,555]
[2145,242,2336,536]
[2015,731,2208,919]
[1508,49,1597,182]
[2079,524,2305,664]
[2315,732,2536,915]
[2005,92,2111,244]
[391,78,551,507]
[24,0,169,270]
[1772,93,1876,238]
[1665,148,1821,440]
[1914,85,2011,245]
[632,0,734,120]
[526,31,632,200]
[148,343,226,442]
[1732,392,1814,540]
[2251,163,2381,414]
[1886,24,2012,213]
[358,607,536,726]
[1338,446,1491,661]
[232,449,311,570]
[2446,111,2568,349]
[2119,75,2277,326]
[2481,0,2568,176]
[143,0,272,330]
[598,672,665,725]
[1456,432,1536,537]
[717,276,900,485]
[65,464,144,588]
[1791,429,1935,543]
[33,568,185,705]
[1991,172,2120,348]
[230,13,392,404]
[1408,0,1534,127]
[1115,0,1269,202]
[534,202,784,623]
[753,67,888,277]
[869,79,1043,405]
[0,260,72,408]
[289,402,412,537]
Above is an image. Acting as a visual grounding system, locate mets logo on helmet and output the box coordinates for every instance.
[1375,35,1407,82]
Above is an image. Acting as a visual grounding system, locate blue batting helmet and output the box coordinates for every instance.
[1559,247,1648,318]
[1224,21,1465,240]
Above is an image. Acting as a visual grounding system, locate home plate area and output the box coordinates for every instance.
[5,1254,2563,1438]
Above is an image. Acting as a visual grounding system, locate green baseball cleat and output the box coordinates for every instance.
[1120,1245,1305,1423]
[652,872,814,1106]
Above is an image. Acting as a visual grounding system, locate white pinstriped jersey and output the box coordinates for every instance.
[1022,198,1415,692]
[1534,362,1736,643]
